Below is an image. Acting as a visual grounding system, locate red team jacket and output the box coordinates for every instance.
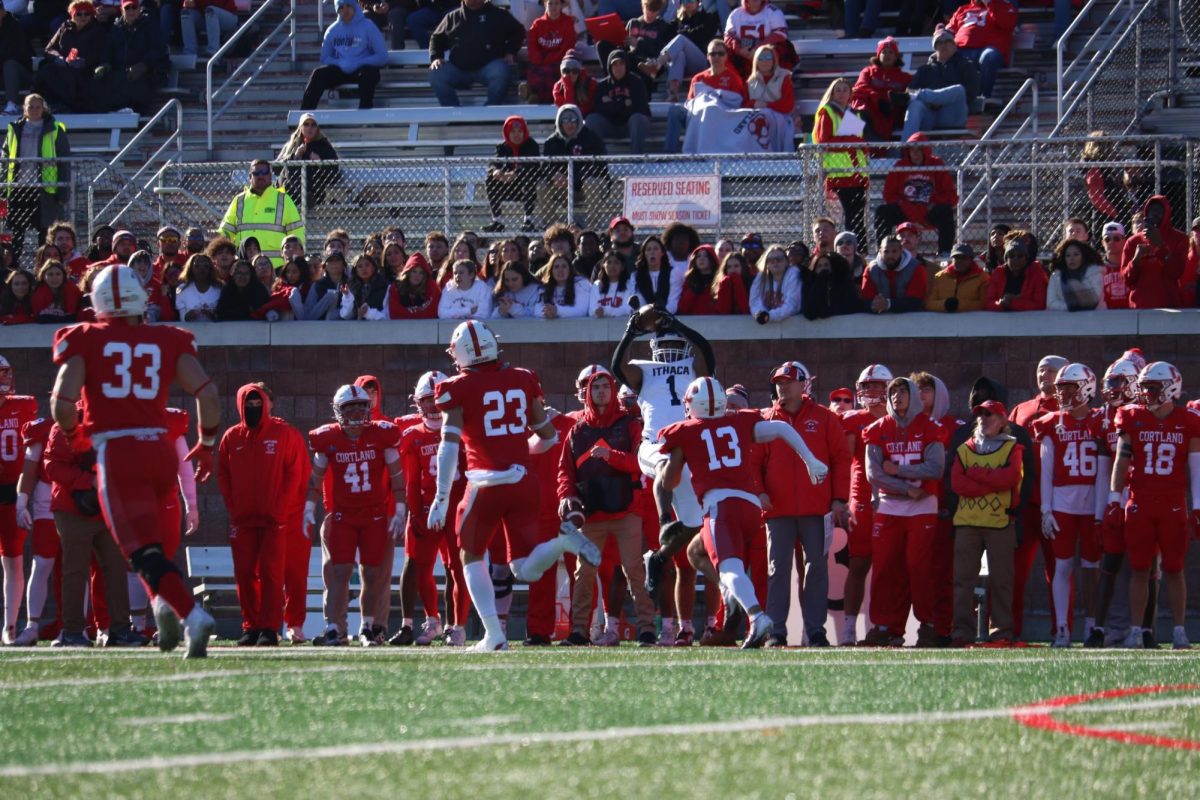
[947,0,1019,62]
[760,397,850,517]
[43,423,100,517]
[218,384,309,527]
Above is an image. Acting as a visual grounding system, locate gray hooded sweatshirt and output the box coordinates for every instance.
[865,377,946,516]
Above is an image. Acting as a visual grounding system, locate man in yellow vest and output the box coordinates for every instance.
[949,399,1024,645]
[219,159,304,268]
[4,94,70,266]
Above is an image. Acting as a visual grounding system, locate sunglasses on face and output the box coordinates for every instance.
[708,50,727,57]
[159,236,179,244]
[833,397,853,405]
[73,11,93,17]
[977,410,994,418]
[301,121,315,127]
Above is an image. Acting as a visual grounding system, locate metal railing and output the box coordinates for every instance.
[91,100,186,226]
[206,0,298,152]
[1056,0,1137,121]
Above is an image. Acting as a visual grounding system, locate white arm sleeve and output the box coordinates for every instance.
[1039,437,1055,514]
[1190,452,1200,511]
[435,439,459,499]
[174,435,198,513]
[754,419,819,465]
[1095,455,1112,519]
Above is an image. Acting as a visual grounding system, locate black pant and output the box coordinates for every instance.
[301,64,381,110]
[7,187,45,269]
[835,187,866,246]
[486,172,536,219]
[876,202,957,254]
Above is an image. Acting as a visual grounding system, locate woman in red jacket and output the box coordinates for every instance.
[31,259,81,323]
[714,251,751,314]
[1,269,36,324]
[851,37,911,141]
[386,253,440,319]
[676,245,724,314]
[986,241,1048,311]
[553,49,597,117]
[524,0,576,103]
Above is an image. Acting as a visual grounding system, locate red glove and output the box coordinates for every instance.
[1103,501,1124,540]
[185,442,215,483]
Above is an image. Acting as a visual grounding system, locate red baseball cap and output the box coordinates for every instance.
[895,221,921,235]
[609,216,633,231]
[971,400,1008,419]
[829,388,853,402]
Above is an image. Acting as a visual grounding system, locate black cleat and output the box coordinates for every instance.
[636,631,656,647]
[558,631,590,646]
[643,550,664,596]
[1143,629,1158,650]
[723,602,747,639]
[1084,628,1105,648]
[387,625,414,646]
[522,635,552,646]
[256,628,279,647]
[807,628,830,647]
[764,634,788,648]
[312,628,346,646]
[106,626,149,647]
[237,630,260,647]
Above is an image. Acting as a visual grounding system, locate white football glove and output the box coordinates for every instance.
[304,501,317,537]
[388,502,407,541]
[1041,511,1059,539]
[427,493,450,531]
[15,494,32,531]
[806,457,829,485]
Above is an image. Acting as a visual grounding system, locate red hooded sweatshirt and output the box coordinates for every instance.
[882,132,958,225]
[850,37,911,138]
[387,253,440,319]
[557,372,643,523]
[947,0,1019,63]
[527,10,576,67]
[217,383,308,527]
[1120,194,1188,309]
[355,374,385,421]
[761,395,852,517]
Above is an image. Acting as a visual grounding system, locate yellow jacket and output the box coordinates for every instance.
[219,185,304,267]
[925,263,989,312]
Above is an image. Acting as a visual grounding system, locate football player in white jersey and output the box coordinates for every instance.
[611,305,715,602]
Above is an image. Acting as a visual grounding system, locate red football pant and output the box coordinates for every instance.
[847,500,874,559]
[701,497,762,567]
[283,513,309,630]
[932,517,953,637]
[161,495,182,561]
[324,507,388,566]
[0,504,25,557]
[1051,512,1102,563]
[438,533,469,626]
[94,435,178,559]
[869,513,938,630]
[229,522,286,631]
[1011,504,1058,638]
[748,523,767,615]
[1124,492,1188,572]
[456,472,539,561]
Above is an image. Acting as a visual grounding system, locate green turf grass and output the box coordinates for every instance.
[0,647,1197,799]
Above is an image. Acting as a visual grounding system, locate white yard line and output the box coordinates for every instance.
[121,713,238,726]
[1,694,1197,778]
[0,665,356,691]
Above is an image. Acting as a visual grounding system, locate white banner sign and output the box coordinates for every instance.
[623,175,721,229]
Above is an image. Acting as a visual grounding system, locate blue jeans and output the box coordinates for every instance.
[429,58,512,106]
[702,0,735,28]
[901,84,968,140]
[598,0,642,21]
[664,104,687,153]
[844,0,882,37]
[662,35,707,85]
[408,6,449,49]
[585,112,650,154]
[958,47,1005,99]
[181,6,239,56]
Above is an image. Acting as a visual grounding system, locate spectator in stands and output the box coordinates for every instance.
[900,27,978,141]
[179,0,238,58]
[591,250,635,316]
[1063,217,1090,245]
[524,0,576,104]
[384,253,439,318]
[34,243,61,273]
[126,248,175,322]
[663,38,748,154]
[0,5,34,117]
[573,229,603,278]
[812,78,868,244]
[83,225,112,263]
[1079,135,1138,236]
[36,1,109,112]
[851,37,911,142]
[676,244,720,314]
[656,0,718,102]
[861,234,927,314]
[301,0,387,111]
[400,0,457,50]
[86,228,135,274]
[876,132,957,255]
[1,268,35,324]
[219,159,305,267]
[539,253,593,317]
[1099,221,1128,309]
[740,232,763,266]
[588,49,651,154]
[216,258,271,321]
[610,215,639,267]
[984,222,1009,270]
[4,94,70,268]
[834,231,866,280]
[48,223,87,280]
[843,0,880,39]
[895,0,940,36]
[428,0,524,107]
[1183,217,1200,308]
[986,239,1047,311]
[811,217,835,256]
[153,224,186,284]
[1119,195,1187,309]
[492,259,539,317]
[276,113,340,209]
[339,253,389,319]
[800,250,863,320]
[542,104,606,224]
[945,0,1017,101]
[925,242,986,312]
[175,253,221,321]
[723,0,794,80]
[381,242,408,279]
[252,252,275,291]
[715,251,751,313]
[552,49,595,117]
[482,115,539,233]
[746,44,794,145]
[1045,238,1105,312]
[95,0,168,114]
[597,0,673,94]
[750,243,800,323]
[663,222,699,273]
[437,256,492,317]
[30,259,80,322]
[631,234,679,310]
[185,226,206,254]
[207,235,237,283]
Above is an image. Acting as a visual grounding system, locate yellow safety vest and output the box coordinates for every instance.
[218,185,305,267]
[953,439,1020,529]
[810,104,867,183]
[5,119,66,196]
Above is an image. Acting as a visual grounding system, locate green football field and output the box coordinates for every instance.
[1,646,1198,799]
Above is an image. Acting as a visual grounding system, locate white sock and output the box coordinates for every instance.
[606,614,619,632]
[2,556,23,630]
[1052,559,1073,630]
[680,619,695,634]
[463,561,502,638]
[512,535,569,582]
[402,617,413,628]
[362,615,374,629]
[26,556,54,621]
[717,558,758,615]
[126,572,148,628]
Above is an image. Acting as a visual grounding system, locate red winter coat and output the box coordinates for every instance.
[985,263,1048,311]
[31,281,82,321]
[760,397,851,517]
[1119,194,1189,309]
[947,0,1019,63]
[553,73,598,117]
[43,424,99,517]
[851,63,911,139]
[386,254,440,319]
[882,133,958,225]
[217,384,308,527]
[527,13,576,66]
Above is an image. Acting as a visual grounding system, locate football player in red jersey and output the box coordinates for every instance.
[1033,364,1109,647]
[1107,361,1200,650]
[12,415,61,645]
[49,265,221,658]
[839,363,892,645]
[428,320,601,652]
[660,376,828,649]
[0,354,39,644]
[306,385,406,647]
[862,377,946,647]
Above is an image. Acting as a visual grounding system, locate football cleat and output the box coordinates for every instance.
[415,619,443,646]
[558,520,601,567]
[1120,628,1143,649]
[183,606,216,659]
[1143,629,1158,650]
[636,631,656,647]
[387,625,414,646]
[915,624,939,648]
[522,635,552,646]
[312,627,347,647]
[657,625,677,647]
[807,628,830,648]
[12,625,39,647]
[559,632,590,646]
[256,628,279,647]
[472,631,509,652]
[861,626,904,647]
[764,634,787,649]
[444,626,466,647]
[106,626,149,647]
[1052,627,1071,648]
[51,631,93,648]
[742,613,773,650]
[1083,627,1105,648]
[643,550,664,596]
[237,630,259,647]
[1172,627,1191,650]
[595,628,620,647]
[1,625,14,645]
[285,626,306,644]
[153,596,183,653]
[358,626,383,647]
[673,628,694,647]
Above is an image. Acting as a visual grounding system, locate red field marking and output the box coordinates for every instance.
[1012,684,1200,751]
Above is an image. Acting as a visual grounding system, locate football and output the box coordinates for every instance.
[633,304,664,332]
